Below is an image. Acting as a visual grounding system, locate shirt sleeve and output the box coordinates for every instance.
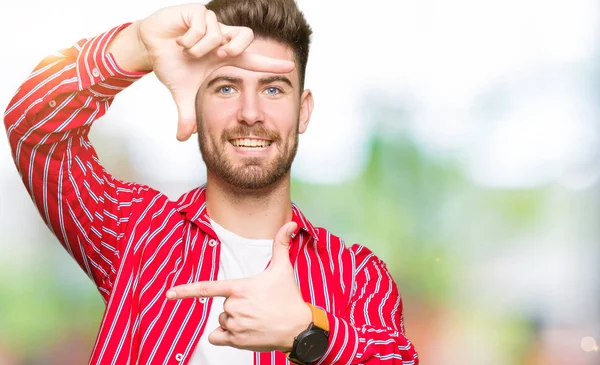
[316,245,419,365]
[3,24,158,301]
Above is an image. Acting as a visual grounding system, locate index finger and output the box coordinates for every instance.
[231,51,296,74]
[166,279,236,300]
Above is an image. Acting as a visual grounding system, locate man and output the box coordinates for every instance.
[4,0,418,364]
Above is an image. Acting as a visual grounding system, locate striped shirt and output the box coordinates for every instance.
[3,24,419,365]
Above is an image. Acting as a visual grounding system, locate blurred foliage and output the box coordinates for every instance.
[293,131,547,304]
[0,245,103,359]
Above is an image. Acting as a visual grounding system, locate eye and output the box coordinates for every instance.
[218,86,236,95]
[264,87,282,96]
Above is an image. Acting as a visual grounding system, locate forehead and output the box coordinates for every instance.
[205,38,298,85]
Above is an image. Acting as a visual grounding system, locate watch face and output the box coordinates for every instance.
[296,331,329,363]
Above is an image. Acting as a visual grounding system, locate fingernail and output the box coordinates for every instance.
[217,49,227,58]
[166,290,176,299]
[287,223,296,236]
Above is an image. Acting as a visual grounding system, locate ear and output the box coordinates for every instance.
[298,89,313,135]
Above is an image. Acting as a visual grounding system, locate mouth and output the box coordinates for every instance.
[229,137,274,152]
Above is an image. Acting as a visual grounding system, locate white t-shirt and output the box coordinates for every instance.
[188,219,274,365]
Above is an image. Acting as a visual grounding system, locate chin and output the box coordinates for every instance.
[216,165,289,191]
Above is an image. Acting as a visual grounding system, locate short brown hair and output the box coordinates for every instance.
[206,0,312,90]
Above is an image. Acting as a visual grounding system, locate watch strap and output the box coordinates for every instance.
[307,303,329,332]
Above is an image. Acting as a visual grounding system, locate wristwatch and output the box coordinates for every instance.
[287,303,330,365]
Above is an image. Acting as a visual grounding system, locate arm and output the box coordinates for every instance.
[4,23,154,300]
[318,245,419,365]
[4,5,297,300]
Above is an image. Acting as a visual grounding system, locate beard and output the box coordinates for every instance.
[197,120,299,190]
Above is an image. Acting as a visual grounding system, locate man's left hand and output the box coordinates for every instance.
[165,221,312,353]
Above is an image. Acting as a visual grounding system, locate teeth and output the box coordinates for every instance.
[231,138,272,148]
[237,146,265,151]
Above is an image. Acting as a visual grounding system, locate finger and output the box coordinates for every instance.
[170,88,197,141]
[166,279,236,299]
[269,221,297,268]
[176,6,208,49]
[218,311,229,329]
[208,326,232,347]
[230,51,296,74]
[185,10,224,58]
[217,25,254,58]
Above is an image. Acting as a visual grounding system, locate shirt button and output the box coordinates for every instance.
[92,67,100,77]
[175,353,184,362]
[199,297,207,304]
[48,100,56,108]
[208,239,218,247]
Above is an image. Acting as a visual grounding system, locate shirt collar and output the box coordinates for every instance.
[176,185,319,242]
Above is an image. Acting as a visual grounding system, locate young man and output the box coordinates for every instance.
[4,1,418,364]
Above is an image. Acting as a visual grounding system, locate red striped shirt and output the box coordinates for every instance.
[4,24,418,365]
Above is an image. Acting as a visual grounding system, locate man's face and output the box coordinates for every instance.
[196,38,313,190]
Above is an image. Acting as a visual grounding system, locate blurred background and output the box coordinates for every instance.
[1,0,599,364]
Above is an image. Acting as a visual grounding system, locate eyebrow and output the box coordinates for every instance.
[258,75,293,88]
[205,75,293,89]
[206,76,242,89]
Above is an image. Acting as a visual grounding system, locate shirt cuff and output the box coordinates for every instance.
[76,22,149,95]
[316,311,359,365]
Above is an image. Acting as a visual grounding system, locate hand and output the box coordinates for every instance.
[165,221,312,353]
[110,4,295,141]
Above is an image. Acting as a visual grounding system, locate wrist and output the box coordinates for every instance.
[286,303,330,364]
[106,21,152,72]
[282,302,313,352]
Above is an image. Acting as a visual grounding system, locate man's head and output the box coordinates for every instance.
[196,0,314,191]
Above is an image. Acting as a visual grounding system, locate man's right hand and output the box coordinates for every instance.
[107,4,296,141]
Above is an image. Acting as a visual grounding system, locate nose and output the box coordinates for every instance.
[237,91,264,125]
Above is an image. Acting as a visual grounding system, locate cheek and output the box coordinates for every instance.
[262,102,299,135]
[201,99,238,133]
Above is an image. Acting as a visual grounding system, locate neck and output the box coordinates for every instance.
[205,170,293,240]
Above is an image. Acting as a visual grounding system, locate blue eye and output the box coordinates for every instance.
[219,86,235,94]
[265,87,281,96]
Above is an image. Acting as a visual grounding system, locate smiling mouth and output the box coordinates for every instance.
[230,138,273,151]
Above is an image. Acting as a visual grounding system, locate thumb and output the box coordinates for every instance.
[171,89,198,141]
[270,221,297,268]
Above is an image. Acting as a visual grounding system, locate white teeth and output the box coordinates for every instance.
[231,138,272,148]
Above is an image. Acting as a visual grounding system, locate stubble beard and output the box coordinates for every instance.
[197,121,299,190]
